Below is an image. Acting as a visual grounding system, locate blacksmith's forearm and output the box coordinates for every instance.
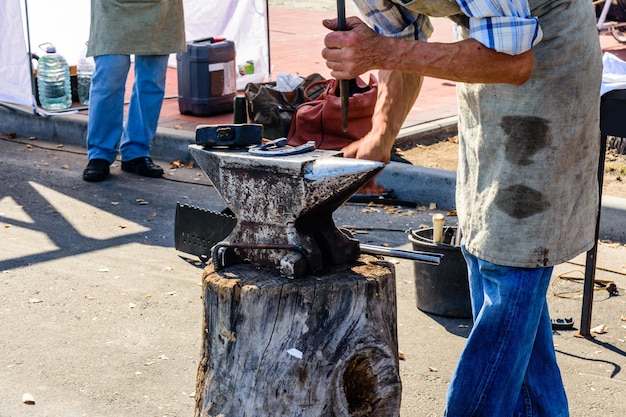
[371,70,423,152]
[378,37,534,86]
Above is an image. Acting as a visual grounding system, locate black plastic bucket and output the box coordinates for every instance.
[408,227,471,318]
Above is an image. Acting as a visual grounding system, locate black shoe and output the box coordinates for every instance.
[83,158,110,182]
[551,317,574,331]
[121,156,164,178]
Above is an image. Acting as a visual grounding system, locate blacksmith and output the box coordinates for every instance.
[322,1,602,415]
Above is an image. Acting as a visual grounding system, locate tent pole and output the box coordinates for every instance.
[265,0,272,80]
[23,0,37,114]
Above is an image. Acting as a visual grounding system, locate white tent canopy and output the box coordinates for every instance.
[0,0,36,107]
[0,0,269,111]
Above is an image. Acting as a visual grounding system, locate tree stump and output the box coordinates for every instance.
[195,255,401,417]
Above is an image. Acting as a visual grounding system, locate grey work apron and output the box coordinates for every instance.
[88,0,185,57]
[451,0,603,267]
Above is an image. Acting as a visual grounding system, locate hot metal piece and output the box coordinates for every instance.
[188,144,384,278]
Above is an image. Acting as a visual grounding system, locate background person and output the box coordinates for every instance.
[82,0,185,182]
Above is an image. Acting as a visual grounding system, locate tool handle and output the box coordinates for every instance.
[340,81,349,132]
[432,213,445,243]
[337,0,349,132]
[337,0,346,30]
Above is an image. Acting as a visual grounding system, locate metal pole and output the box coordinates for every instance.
[578,133,607,338]
[265,0,272,80]
[359,244,443,265]
[23,0,38,114]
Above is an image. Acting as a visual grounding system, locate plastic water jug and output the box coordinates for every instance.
[76,42,95,105]
[37,44,72,111]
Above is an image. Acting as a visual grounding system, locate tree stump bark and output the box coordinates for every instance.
[195,255,401,417]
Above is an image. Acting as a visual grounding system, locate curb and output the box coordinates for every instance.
[0,104,89,148]
[377,163,457,209]
[599,195,626,244]
[396,116,458,147]
[0,104,459,163]
[378,164,626,244]
[0,104,199,161]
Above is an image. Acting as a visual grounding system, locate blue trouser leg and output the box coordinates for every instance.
[515,297,569,416]
[444,246,569,417]
[86,54,129,163]
[86,54,168,163]
[120,54,168,162]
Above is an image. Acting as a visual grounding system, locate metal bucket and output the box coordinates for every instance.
[408,227,471,318]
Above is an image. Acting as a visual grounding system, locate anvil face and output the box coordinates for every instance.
[188,145,384,278]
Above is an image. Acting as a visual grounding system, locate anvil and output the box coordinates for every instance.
[188,144,384,278]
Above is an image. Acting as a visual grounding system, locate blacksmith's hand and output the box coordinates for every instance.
[341,134,392,164]
[322,17,382,80]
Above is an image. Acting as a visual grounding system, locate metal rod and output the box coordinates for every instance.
[265,0,272,80]
[337,0,346,31]
[597,0,613,31]
[578,133,607,338]
[360,244,443,265]
[337,0,349,132]
[23,0,38,114]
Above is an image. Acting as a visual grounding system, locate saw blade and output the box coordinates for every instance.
[174,203,237,259]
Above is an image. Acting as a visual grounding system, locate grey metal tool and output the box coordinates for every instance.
[337,0,349,132]
[359,244,443,265]
[248,138,316,156]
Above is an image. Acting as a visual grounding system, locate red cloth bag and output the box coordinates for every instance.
[287,74,378,150]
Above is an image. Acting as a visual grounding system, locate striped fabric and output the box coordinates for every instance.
[457,0,542,54]
[354,0,543,55]
[353,0,433,40]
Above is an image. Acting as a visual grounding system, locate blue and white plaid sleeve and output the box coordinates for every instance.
[456,0,542,55]
[354,0,433,41]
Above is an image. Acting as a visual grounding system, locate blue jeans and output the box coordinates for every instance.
[444,246,569,417]
[86,54,168,163]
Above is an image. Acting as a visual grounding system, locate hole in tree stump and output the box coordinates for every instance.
[342,354,378,416]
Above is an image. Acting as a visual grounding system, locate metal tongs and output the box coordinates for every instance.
[248,138,315,157]
[337,0,349,132]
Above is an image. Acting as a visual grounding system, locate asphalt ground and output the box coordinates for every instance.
[1,134,626,416]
